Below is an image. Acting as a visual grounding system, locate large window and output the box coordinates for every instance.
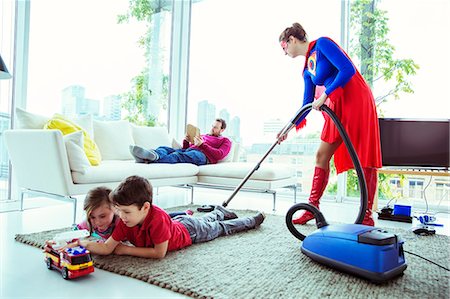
[26,1,142,119]
[189,0,449,206]
[376,0,450,120]
[2,0,449,210]
[25,0,172,126]
[0,0,173,201]
[188,0,342,197]
[367,0,450,208]
[26,0,171,121]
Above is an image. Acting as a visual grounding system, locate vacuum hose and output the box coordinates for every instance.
[285,103,368,241]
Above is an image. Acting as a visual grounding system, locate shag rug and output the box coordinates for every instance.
[15,205,450,299]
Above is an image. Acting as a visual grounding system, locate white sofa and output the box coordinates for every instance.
[4,109,297,223]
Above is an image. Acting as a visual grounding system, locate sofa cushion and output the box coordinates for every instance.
[44,114,102,166]
[71,160,199,184]
[93,120,134,160]
[15,107,49,129]
[198,162,296,180]
[131,125,171,149]
[64,131,91,174]
[72,114,94,137]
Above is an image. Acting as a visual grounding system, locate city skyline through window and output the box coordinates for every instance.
[0,0,448,207]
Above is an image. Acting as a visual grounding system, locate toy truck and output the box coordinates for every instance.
[45,245,94,279]
[44,229,94,279]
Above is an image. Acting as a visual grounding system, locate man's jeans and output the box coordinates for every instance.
[154,146,207,165]
[175,210,257,243]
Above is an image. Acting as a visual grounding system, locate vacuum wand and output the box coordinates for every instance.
[222,104,312,207]
[223,103,367,225]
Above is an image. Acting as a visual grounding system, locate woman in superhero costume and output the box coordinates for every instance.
[278,23,382,226]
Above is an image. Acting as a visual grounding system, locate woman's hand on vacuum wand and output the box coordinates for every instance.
[277,131,288,144]
[312,92,327,110]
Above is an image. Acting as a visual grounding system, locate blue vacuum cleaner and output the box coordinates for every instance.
[285,104,407,283]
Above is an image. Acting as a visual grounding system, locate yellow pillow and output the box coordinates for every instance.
[44,114,102,166]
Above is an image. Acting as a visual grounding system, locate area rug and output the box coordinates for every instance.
[15,205,450,299]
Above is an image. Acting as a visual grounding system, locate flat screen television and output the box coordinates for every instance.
[378,118,450,170]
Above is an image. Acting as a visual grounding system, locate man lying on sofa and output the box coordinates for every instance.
[130,118,231,165]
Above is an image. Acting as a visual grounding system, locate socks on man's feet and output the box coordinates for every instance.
[129,146,149,163]
[129,145,159,162]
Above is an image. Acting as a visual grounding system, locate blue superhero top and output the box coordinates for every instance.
[296,37,356,126]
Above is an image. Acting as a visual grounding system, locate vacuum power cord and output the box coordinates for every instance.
[404,249,450,271]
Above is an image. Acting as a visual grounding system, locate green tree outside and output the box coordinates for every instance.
[349,0,419,107]
[117,0,169,127]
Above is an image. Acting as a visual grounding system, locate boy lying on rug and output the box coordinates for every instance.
[45,175,265,259]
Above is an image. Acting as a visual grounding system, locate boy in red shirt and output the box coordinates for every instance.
[52,175,265,259]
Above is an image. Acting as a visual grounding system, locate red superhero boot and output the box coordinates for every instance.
[362,167,378,226]
[293,167,330,225]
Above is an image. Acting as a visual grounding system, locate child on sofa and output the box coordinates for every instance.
[74,186,193,241]
[47,175,265,259]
